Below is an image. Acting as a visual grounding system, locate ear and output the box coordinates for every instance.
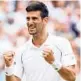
[43,17,49,25]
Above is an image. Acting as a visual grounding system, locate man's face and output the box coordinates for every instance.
[26,11,45,35]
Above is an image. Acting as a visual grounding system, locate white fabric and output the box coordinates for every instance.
[13,35,76,81]
[5,65,14,76]
[52,60,62,71]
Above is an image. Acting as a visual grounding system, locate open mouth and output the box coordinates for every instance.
[29,27,35,30]
[28,27,36,32]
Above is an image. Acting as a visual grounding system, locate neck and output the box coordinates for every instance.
[32,31,48,47]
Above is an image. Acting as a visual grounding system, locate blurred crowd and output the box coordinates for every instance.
[0,0,80,81]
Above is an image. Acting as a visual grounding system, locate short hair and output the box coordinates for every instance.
[26,1,49,18]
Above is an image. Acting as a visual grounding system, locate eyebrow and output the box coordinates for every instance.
[26,17,38,20]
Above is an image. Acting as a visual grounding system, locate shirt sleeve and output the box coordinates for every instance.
[13,48,24,79]
[60,38,76,66]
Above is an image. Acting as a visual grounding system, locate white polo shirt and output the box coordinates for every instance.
[13,35,76,81]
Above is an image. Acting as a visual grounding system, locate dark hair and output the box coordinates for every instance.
[26,1,49,18]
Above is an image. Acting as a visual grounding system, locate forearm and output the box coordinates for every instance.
[6,75,20,81]
[6,75,15,81]
[58,67,76,81]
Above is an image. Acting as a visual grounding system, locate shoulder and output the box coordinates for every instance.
[49,35,70,44]
[48,35,72,51]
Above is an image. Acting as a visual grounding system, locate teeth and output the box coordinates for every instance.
[29,27,34,29]
[29,27,33,28]
[30,28,34,29]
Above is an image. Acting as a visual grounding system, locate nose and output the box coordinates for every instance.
[28,19,34,24]
[27,19,34,27]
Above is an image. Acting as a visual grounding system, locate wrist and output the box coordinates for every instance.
[5,66,13,76]
[51,60,62,71]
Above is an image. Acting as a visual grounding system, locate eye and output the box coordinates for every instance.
[32,17,38,20]
[26,17,30,21]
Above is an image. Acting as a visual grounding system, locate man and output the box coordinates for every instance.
[4,1,76,81]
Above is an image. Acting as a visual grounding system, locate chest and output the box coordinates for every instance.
[22,45,62,71]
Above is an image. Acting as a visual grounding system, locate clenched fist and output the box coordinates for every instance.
[43,47,55,64]
[3,51,15,67]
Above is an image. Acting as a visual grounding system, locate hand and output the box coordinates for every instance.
[43,47,55,64]
[3,51,15,67]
